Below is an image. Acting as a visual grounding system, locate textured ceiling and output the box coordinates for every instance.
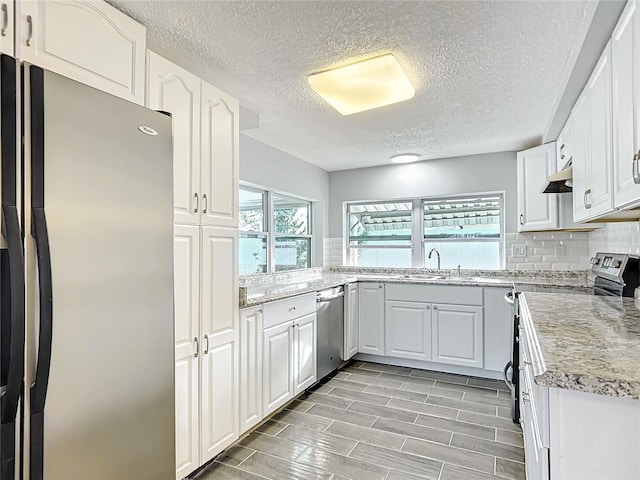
[108,0,594,171]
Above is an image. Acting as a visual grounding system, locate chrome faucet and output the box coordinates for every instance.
[428,248,441,270]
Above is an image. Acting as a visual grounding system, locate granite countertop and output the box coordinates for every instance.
[239,269,591,307]
[522,292,640,399]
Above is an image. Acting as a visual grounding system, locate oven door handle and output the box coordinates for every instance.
[503,361,514,392]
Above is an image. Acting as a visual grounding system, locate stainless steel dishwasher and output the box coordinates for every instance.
[316,286,345,380]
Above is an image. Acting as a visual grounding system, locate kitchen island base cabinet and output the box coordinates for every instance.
[385,301,431,361]
[358,283,385,355]
[432,304,483,368]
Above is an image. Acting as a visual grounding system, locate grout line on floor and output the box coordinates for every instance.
[437,462,444,480]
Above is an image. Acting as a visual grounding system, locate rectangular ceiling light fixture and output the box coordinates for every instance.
[308,53,415,115]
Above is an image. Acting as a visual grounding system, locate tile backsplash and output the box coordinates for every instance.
[589,222,640,257]
[324,223,640,271]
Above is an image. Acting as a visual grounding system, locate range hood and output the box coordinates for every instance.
[542,160,573,193]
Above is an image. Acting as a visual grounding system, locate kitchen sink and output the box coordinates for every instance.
[396,274,449,280]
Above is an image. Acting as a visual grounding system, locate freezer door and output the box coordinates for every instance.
[24,65,175,479]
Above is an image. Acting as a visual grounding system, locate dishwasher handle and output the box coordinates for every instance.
[316,291,345,302]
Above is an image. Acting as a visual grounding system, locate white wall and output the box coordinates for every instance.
[239,134,330,266]
[328,151,518,237]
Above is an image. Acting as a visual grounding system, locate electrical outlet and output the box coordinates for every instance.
[512,244,526,257]
[555,245,566,258]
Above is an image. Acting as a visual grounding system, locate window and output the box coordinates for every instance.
[239,186,312,274]
[346,193,504,269]
[347,201,413,268]
[422,195,503,270]
[239,187,268,274]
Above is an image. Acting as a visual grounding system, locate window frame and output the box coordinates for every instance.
[240,183,313,274]
[344,192,505,269]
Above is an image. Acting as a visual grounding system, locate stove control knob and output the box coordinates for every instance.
[590,257,600,265]
[612,259,622,268]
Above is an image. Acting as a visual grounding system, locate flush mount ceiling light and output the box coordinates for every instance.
[308,53,415,115]
[390,153,420,164]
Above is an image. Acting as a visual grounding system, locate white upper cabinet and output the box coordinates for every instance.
[587,41,614,218]
[0,1,14,55]
[613,0,640,209]
[16,0,146,104]
[517,143,559,231]
[573,41,614,221]
[147,52,239,227]
[200,81,239,228]
[147,52,201,225]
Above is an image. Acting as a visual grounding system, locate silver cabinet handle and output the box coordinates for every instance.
[194,337,199,358]
[1,4,8,37]
[288,306,296,312]
[519,214,524,225]
[584,189,592,209]
[378,284,383,289]
[633,152,640,184]
[202,194,208,214]
[26,14,32,46]
[433,305,438,310]
[425,305,431,310]
[522,392,531,403]
[194,192,199,213]
[559,144,565,160]
[204,334,209,355]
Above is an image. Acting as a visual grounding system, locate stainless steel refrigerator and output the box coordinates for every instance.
[0,55,175,479]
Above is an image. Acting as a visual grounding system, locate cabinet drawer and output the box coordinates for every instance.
[385,283,483,305]
[263,293,316,329]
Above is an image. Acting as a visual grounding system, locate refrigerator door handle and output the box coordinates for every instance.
[29,207,53,480]
[28,64,53,480]
[0,206,25,479]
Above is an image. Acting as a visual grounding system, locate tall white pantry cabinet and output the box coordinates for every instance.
[146,52,240,480]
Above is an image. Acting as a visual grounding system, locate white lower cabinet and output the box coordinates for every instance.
[239,306,263,434]
[431,304,484,368]
[173,225,239,479]
[385,301,431,361]
[262,297,317,417]
[358,283,385,355]
[293,313,318,394]
[262,320,294,416]
[343,283,359,360]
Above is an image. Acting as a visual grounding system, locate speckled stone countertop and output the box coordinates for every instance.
[239,268,591,307]
[522,292,640,399]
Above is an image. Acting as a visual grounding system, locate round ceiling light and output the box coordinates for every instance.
[391,153,420,164]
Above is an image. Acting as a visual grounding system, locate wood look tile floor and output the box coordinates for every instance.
[192,362,525,480]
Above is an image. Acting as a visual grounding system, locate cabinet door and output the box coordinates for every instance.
[16,0,145,103]
[432,304,484,368]
[385,301,431,361]
[516,143,558,231]
[344,283,359,360]
[147,52,201,225]
[173,225,200,480]
[587,41,614,217]
[358,283,385,355]
[239,306,263,434]
[293,313,317,395]
[200,81,239,228]
[263,321,294,416]
[200,227,239,463]
[483,288,513,372]
[572,92,590,222]
[0,1,14,55]
[613,0,640,209]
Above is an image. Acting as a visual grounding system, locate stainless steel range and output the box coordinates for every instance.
[591,252,640,297]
